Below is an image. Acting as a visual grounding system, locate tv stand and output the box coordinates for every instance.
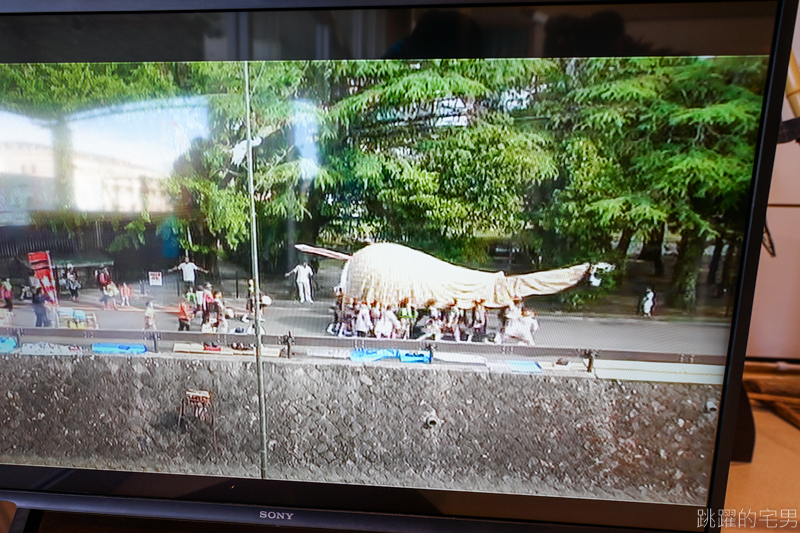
[732,383,756,463]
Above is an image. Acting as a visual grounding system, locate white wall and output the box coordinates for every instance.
[746,9,800,359]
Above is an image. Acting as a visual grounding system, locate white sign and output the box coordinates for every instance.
[148,271,163,286]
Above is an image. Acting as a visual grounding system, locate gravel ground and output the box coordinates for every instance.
[0,352,721,505]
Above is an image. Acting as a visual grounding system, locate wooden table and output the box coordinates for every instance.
[723,404,800,531]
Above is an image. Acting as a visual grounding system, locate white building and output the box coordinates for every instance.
[0,141,172,225]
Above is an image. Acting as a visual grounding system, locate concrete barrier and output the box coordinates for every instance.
[0,352,721,505]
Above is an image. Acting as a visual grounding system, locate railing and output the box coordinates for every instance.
[0,326,727,365]
[0,224,114,259]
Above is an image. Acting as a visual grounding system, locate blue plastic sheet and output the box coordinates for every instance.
[92,343,147,355]
[399,351,432,364]
[507,360,542,373]
[350,349,398,362]
[350,348,431,364]
[0,337,16,354]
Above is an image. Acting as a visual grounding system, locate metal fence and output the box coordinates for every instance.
[0,325,726,365]
[0,224,113,260]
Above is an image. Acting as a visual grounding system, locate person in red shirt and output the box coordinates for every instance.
[96,267,110,288]
[119,282,132,307]
[200,283,215,323]
[178,299,193,331]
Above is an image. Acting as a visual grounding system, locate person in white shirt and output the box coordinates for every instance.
[144,301,157,331]
[28,271,41,290]
[642,288,655,317]
[285,261,315,303]
[374,307,401,339]
[354,303,373,337]
[502,308,539,345]
[170,257,208,289]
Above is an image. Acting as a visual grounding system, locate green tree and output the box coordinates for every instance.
[312,59,559,263]
[534,56,766,311]
[533,58,668,268]
[634,57,766,310]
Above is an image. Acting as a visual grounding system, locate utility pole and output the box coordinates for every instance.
[244,61,269,480]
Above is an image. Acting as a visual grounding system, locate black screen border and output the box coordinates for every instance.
[0,1,796,533]
[705,0,797,526]
[0,0,776,13]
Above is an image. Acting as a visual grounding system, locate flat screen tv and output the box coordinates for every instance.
[0,1,795,532]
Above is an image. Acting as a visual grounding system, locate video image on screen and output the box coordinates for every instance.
[0,56,767,507]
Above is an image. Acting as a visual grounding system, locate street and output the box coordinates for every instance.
[4,294,732,357]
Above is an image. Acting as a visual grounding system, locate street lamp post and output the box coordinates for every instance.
[244,61,269,480]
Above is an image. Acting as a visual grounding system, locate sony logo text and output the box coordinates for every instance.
[260,511,294,520]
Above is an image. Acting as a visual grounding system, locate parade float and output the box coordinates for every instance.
[297,242,613,308]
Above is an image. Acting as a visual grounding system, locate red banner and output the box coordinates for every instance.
[28,251,59,305]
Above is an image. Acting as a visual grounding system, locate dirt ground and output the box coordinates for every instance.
[0,352,721,505]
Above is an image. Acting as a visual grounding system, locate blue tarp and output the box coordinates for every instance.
[92,343,147,355]
[507,360,542,373]
[399,351,432,364]
[350,348,431,364]
[350,349,398,362]
[0,337,16,354]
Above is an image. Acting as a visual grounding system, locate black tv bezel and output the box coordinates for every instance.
[0,1,796,532]
[705,0,797,524]
[3,0,775,13]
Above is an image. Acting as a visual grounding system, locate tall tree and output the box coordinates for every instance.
[633,57,766,310]
[312,59,559,263]
[535,56,765,310]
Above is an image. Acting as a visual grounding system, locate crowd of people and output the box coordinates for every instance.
[0,255,656,337]
[169,276,274,334]
[0,257,256,332]
[94,266,134,310]
[174,284,237,333]
[326,295,541,345]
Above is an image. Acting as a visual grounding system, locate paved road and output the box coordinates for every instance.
[4,296,732,356]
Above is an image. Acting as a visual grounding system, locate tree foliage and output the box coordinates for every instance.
[532,56,765,309]
[1,56,767,311]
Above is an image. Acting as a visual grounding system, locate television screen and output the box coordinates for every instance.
[0,2,794,532]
